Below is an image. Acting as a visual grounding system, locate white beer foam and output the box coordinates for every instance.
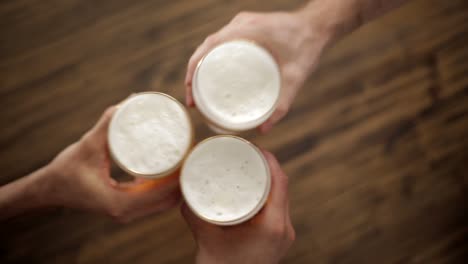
[109,93,191,176]
[194,40,281,131]
[181,136,269,223]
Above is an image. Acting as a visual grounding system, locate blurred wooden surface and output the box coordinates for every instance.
[1,0,467,263]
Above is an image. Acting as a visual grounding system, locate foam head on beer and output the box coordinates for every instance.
[108,92,192,178]
[181,136,271,225]
[193,40,281,132]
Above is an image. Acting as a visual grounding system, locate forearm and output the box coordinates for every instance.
[0,166,55,220]
[298,0,408,44]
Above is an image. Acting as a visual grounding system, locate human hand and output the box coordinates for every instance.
[181,151,295,264]
[185,10,331,133]
[44,107,181,222]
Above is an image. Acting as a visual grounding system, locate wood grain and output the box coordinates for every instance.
[1,0,467,263]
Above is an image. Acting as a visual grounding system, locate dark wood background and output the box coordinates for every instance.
[1,0,467,263]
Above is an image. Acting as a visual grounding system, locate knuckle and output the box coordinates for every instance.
[78,134,94,153]
[103,106,115,118]
[233,11,254,22]
[204,34,218,45]
[233,11,247,21]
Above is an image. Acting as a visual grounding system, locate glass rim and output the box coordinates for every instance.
[180,135,271,225]
[192,39,282,132]
[108,92,195,179]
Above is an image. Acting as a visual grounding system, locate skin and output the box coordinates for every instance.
[181,151,295,264]
[185,0,408,134]
[1,0,408,261]
[0,106,181,222]
[183,0,407,262]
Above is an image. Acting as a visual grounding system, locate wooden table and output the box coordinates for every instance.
[1,0,467,263]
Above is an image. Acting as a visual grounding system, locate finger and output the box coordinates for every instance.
[261,150,289,217]
[134,177,149,184]
[118,173,176,188]
[184,46,205,107]
[185,36,220,107]
[116,171,180,199]
[258,102,289,134]
[180,202,197,229]
[180,202,217,236]
[100,147,118,187]
[76,107,118,188]
[109,173,181,223]
[87,93,136,144]
[278,160,294,242]
[285,197,295,242]
[286,217,295,242]
[124,189,182,222]
[258,120,273,134]
[259,62,305,134]
[85,106,117,147]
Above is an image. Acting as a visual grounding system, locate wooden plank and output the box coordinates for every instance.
[0,0,467,263]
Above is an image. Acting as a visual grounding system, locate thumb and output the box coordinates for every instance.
[85,106,117,147]
[180,202,218,236]
[181,202,202,231]
[185,34,223,107]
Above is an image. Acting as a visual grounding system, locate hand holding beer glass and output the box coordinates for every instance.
[185,11,327,134]
[181,151,295,264]
[0,106,181,222]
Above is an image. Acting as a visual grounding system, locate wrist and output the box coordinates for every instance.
[297,0,362,46]
[17,164,59,209]
[30,164,60,207]
[0,164,58,220]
